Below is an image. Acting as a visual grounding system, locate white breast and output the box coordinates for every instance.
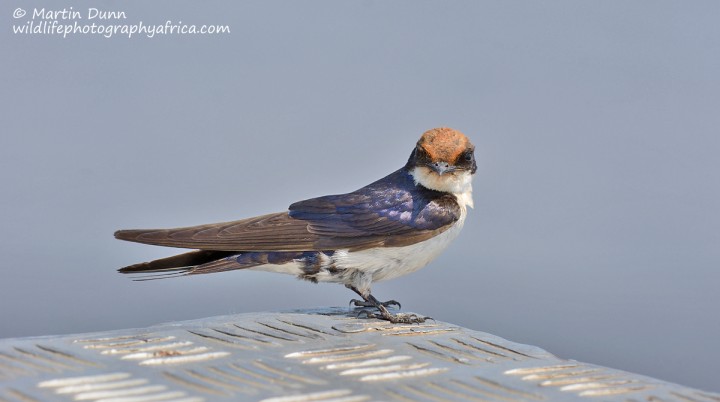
[318,187,472,288]
[346,212,467,282]
[251,183,473,296]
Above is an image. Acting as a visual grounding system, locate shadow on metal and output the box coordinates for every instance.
[1,308,718,401]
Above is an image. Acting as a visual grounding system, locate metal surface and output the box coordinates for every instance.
[1,308,718,401]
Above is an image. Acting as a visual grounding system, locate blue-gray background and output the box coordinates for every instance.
[2,0,718,392]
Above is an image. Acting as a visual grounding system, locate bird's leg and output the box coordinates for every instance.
[346,286,425,324]
[346,285,401,309]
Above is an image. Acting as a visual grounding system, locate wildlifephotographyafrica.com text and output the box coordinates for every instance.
[11,7,230,38]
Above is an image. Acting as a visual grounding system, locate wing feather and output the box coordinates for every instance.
[115,169,461,252]
[115,212,316,251]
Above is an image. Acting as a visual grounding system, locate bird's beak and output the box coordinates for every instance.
[429,161,454,175]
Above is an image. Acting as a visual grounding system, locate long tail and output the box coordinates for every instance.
[118,250,237,273]
[118,250,241,280]
[117,250,311,280]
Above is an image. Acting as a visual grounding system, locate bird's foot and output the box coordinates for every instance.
[349,298,401,309]
[357,305,429,324]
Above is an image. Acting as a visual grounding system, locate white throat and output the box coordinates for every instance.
[410,166,474,209]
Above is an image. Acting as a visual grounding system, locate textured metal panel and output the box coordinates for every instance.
[1,308,718,401]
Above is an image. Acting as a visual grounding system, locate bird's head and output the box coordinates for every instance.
[407,127,476,195]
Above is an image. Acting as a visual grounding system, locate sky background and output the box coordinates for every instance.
[2,0,719,392]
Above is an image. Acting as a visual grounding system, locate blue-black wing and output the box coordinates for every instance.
[289,169,461,249]
[115,169,461,252]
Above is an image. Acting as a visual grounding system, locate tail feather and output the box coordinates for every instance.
[128,269,191,281]
[185,258,249,275]
[118,250,307,280]
[118,250,236,274]
[117,249,277,280]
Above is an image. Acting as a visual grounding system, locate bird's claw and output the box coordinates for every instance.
[349,298,374,309]
[349,299,402,309]
[382,299,402,309]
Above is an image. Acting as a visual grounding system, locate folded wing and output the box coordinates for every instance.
[115,169,461,252]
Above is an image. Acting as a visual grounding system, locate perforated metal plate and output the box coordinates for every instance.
[1,308,718,401]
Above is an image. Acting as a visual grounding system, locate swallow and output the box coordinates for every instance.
[115,127,476,323]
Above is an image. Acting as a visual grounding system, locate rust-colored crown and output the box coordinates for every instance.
[417,127,472,162]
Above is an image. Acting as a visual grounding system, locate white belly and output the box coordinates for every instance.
[330,214,466,283]
[251,188,472,294]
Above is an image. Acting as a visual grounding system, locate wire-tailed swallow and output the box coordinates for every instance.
[115,127,476,323]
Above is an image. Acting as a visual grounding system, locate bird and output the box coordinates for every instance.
[115,127,476,323]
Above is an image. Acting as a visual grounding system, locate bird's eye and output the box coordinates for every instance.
[464,152,473,161]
